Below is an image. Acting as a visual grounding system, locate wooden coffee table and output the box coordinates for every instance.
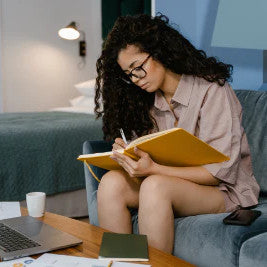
[21,208,194,267]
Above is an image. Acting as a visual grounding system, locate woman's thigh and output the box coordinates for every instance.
[141,175,226,217]
[98,169,144,208]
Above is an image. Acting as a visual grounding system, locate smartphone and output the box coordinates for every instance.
[223,209,261,226]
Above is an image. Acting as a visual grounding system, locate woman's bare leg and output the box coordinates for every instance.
[138,175,226,253]
[97,170,143,233]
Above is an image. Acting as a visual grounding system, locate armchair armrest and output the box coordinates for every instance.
[83,140,113,219]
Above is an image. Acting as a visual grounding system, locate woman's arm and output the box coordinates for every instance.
[150,163,220,186]
[112,148,220,186]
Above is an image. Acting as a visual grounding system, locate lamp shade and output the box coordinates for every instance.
[58,21,80,40]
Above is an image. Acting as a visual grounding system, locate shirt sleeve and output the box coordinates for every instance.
[199,83,243,185]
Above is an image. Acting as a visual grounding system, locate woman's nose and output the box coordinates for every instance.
[131,76,141,84]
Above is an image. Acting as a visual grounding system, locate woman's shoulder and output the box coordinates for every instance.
[191,75,237,100]
[192,75,242,115]
[192,75,230,90]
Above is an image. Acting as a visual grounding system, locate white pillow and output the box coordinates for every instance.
[74,79,96,97]
[69,96,95,108]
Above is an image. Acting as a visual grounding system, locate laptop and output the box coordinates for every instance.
[0,215,82,261]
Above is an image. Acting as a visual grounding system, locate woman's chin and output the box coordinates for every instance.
[144,85,157,93]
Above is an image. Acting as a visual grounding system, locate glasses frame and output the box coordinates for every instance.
[121,55,151,84]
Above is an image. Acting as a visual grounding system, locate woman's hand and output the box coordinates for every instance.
[112,138,127,151]
[110,147,155,177]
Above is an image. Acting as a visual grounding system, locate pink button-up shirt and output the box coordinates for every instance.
[150,74,260,207]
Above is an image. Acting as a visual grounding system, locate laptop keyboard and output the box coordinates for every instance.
[0,223,41,252]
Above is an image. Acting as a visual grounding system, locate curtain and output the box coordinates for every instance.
[101,0,151,40]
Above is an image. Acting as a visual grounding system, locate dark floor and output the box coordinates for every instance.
[75,216,90,224]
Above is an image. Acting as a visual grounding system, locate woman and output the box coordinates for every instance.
[94,14,260,253]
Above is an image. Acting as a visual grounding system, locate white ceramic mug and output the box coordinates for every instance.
[26,192,46,217]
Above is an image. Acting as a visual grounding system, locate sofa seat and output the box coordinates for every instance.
[171,198,267,267]
[239,231,267,267]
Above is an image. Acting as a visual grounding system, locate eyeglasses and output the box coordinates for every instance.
[121,55,151,84]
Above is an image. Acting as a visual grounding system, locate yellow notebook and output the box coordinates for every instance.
[78,128,230,178]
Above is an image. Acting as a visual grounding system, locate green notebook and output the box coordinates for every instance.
[98,232,149,261]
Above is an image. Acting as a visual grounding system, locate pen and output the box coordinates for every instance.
[120,128,128,145]
[107,260,113,267]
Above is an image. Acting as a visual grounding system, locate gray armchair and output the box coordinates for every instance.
[83,90,267,267]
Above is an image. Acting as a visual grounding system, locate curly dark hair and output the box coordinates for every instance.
[95,14,233,141]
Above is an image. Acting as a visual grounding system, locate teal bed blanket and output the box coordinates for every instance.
[0,112,103,201]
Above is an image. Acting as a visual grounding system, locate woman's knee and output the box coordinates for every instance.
[98,170,128,200]
[139,175,168,203]
[139,175,187,205]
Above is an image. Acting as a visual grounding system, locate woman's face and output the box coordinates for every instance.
[117,45,166,92]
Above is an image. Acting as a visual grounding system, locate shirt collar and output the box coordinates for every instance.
[154,90,168,111]
[154,74,194,111]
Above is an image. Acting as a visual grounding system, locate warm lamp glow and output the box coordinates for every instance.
[58,28,80,40]
[58,21,80,40]
[58,21,86,58]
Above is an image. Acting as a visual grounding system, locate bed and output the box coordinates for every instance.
[0,110,103,217]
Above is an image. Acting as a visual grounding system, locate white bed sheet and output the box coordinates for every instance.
[50,106,94,114]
